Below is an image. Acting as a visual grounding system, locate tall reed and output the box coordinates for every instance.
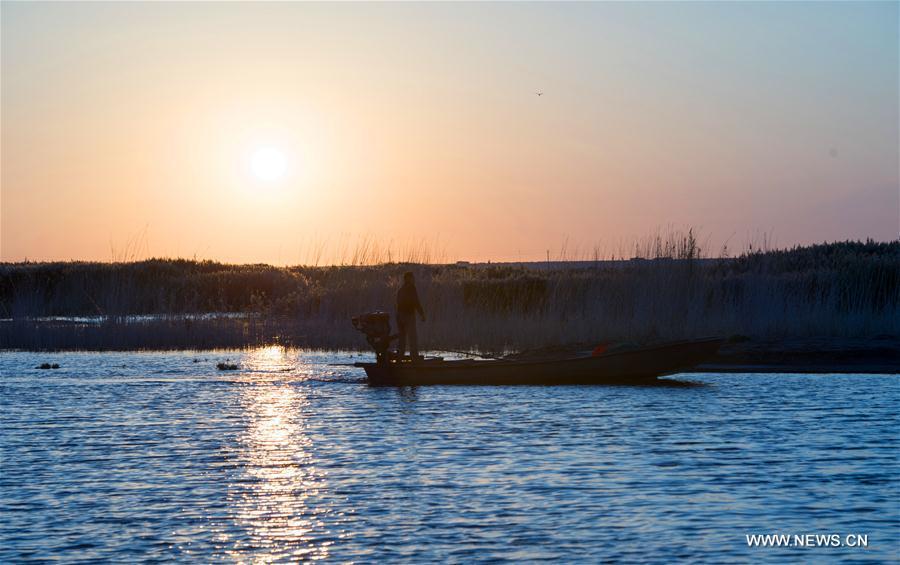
[2,239,897,351]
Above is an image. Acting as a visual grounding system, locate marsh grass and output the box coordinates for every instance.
[2,238,897,351]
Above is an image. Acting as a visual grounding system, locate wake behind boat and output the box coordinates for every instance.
[351,312,723,386]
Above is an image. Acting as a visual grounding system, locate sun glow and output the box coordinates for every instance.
[249,147,288,181]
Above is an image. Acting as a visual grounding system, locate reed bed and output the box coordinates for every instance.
[1,239,897,351]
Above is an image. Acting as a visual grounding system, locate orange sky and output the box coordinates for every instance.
[2,2,897,264]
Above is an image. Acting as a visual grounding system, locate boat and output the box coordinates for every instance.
[350,312,722,386]
[355,337,723,387]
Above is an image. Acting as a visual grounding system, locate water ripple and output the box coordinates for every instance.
[1,348,897,562]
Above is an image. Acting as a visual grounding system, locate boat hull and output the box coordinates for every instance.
[359,338,723,386]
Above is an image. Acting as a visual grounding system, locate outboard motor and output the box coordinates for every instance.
[352,311,396,365]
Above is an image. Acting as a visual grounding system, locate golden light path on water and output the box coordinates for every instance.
[218,346,333,562]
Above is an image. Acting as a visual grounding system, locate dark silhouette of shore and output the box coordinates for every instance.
[1,240,897,373]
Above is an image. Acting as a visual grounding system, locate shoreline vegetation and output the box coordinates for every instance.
[2,238,898,372]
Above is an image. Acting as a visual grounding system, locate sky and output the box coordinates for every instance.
[2,1,898,264]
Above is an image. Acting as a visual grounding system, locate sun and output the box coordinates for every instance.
[249,147,288,181]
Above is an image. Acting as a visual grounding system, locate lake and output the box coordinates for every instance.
[1,348,897,562]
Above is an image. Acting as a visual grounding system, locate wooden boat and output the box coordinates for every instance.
[355,338,723,386]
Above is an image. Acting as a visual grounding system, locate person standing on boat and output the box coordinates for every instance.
[396,271,426,360]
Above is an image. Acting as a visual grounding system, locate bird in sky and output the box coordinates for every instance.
[535,91,544,97]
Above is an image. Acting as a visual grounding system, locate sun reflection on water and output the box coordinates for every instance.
[219,346,332,562]
[242,345,294,377]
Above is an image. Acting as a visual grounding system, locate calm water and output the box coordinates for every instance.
[1,348,897,563]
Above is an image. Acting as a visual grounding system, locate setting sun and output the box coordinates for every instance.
[249,147,288,181]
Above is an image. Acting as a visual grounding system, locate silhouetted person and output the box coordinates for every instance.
[396,271,425,359]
